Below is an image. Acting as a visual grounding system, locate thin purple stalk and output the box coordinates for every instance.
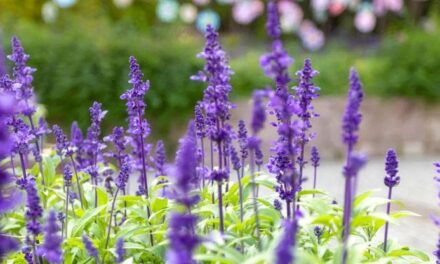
[250,150,261,250]
[312,166,317,198]
[70,156,84,208]
[19,153,27,180]
[200,137,205,188]
[27,116,45,186]
[383,186,392,252]
[105,188,119,249]
[137,123,155,246]
[235,170,244,222]
[217,140,225,233]
[64,185,69,238]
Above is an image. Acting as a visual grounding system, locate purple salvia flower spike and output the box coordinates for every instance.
[266,0,281,40]
[116,237,125,263]
[37,210,63,264]
[383,149,400,252]
[341,68,365,264]
[24,177,43,263]
[342,68,364,152]
[82,235,100,263]
[192,24,234,233]
[275,220,297,264]
[154,140,166,177]
[120,57,153,245]
[341,153,367,264]
[294,59,319,195]
[311,146,320,195]
[0,94,20,261]
[166,120,199,264]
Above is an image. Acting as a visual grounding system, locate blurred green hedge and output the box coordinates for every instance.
[2,18,440,143]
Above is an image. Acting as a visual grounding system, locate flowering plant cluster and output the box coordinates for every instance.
[0,1,434,263]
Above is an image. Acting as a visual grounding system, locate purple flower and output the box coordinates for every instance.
[116,237,125,263]
[274,199,282,211]
[192,25,233,142]
[230,145,241,171]
[384,149,400,187]
[343,153,367,179]
[84,102,107,184]
[0,234,19,261]
[153,140,166,177]
[70,121,86,168]
[251,89,268,135]
[166,213,199,264]
[63,164,72,187]
[104,127,129,165]
[7,37,37,116]
[275,220,297,264]
[115,160,130,191]
[82,235,98,258]
[294,59,320,132]
[311,146,320,168]
[120,56,151,138]
[120,56,151,199]
[237,120,248,162]
[342,68,364,150]
[265,0,281,40]
[53,125,71,157]
[37,210,63,264]
[194,102,206,139]
[25,178,43,237]
[171,121,199,207]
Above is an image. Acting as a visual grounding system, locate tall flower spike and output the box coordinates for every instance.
[251,89,268,135]
[103,126,129,165]
[116,237,125,263]
[342,68,364,152]
[383,149,400,252]
[311,146,320,193]
[275,220,297,264]
[53,125,70,158]
[24,178,43,263]
[266,0,281,40]
[82,235,99,261]
[154,140,166,177]
[341,153,367,264]
[37,210,63,264]
[192,25,234,233]
[166,121,199,264]
[7,36,37,115]
[172,121,199,207]
[0,94,20,261]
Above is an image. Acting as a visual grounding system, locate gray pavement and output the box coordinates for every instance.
[307,156,438,254]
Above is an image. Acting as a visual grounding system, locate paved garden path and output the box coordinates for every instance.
[309,156,437,254]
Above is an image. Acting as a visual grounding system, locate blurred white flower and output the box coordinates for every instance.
[180,4,198,24]
[354,9,376,33]
[298,20,325,51]
[312,0,329,13]
[113,0,133,9]
[232,0,263,25]
[279,1,303,32]
[157,0,180,23]
[54,0,76,9]
[196,9,221,32]
[42,2,58,23]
